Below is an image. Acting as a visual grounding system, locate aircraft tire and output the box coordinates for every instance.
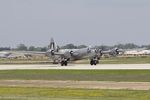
[90,59,98,65]
[90,59,94,65]
[64,61,68,66]
[61,61,64,66]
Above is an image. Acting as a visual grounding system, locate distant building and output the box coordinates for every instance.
[0,47,11,51]
[124,49,150,55]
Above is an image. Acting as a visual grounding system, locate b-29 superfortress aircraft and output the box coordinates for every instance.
[43,38,122,66]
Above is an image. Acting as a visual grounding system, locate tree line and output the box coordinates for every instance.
[1,43,150,51]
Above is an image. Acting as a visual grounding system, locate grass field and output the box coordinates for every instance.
[0,70,150,82]
[0,87,149,100]
[1,56,150,64]
[101,56,150,64]
[0,59,50,64]
[0,57,150,100]
[74,56,150,64]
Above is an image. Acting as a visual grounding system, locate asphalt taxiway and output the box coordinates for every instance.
[0,64,150,70]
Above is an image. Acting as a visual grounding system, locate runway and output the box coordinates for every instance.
[0,64,150,70]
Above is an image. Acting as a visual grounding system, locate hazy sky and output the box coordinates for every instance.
[0,0,150,47]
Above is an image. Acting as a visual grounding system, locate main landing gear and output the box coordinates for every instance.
[61,58,68,66]
[90,57,99,65]
[60,57,99,66]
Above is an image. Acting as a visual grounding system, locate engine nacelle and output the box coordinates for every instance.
[46,49,55,56]
[70,51,74,56]
[110,48,120,56]
[69,50,79,57]
[94,49,102,60]
[95,49,103,56]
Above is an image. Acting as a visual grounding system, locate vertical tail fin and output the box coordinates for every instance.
[48,38,60,52]
[49,38,55,50]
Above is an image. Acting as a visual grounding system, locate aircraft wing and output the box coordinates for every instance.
[0,51,47,58]
[51,50,80,58]
[8,51,46,54]
[4,50,72,58]
[101,50,111,54]
[53,52,65,55]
